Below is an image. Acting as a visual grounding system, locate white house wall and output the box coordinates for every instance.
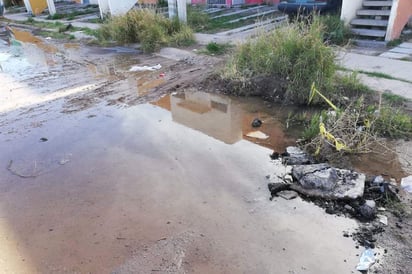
[107,0,136,16]
[98,0,110,17]
[341,0,363,25]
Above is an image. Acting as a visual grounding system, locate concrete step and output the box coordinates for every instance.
[357,9,391,16]
[351,28,387,37]
[351,19,388,27]
[352,39,387,48]
[363,1,393,7]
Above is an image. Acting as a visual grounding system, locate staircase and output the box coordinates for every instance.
[350,0,393,46]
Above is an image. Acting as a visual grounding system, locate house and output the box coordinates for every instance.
[191,0,280,8]
[341,0,412,42]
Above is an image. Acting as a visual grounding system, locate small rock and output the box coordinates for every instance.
[277,190,298,200]
[282,146,313,165]
[372,175,385,185]
[268,183,290,197]
[284,174,293,184]
[270,152,279,160]
[40,137,48,142]
[359,200,376,220]
[401,176,412,193]
[251,118,262,128]
[344,204,355,214]
[365,200,376,208]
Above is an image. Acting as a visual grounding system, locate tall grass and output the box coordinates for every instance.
[224,19,336,104]
[98,9,195,52]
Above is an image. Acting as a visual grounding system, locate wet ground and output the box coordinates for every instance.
[0,30,408,273]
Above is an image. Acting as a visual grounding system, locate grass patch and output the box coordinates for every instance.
[187,6,280,33]
[223,18,336,104]
[373,106,412,138]
[98,9,195,52]
[382,93,408,106]
[46,8,98,21]
[203,42,231,55]
[318,14,352,46]
[387,39,402,48]
[337,67,412,84]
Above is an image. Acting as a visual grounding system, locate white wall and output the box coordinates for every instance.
[98,0,110,17]
[341,0,363,25]
[107,0,136,16]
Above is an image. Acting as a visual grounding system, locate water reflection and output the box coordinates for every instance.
[171,91,243,144]
[153,91,297,150]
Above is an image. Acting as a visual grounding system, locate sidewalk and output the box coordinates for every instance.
[4,12,100,30]
[338,51,412,100]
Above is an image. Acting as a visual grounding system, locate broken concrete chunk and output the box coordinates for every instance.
[292,163,338,191]
[282,146,313,165]
[268,183,290,197]
[359,200,376,221]
[277,190,298,200]
[290,164,365,200]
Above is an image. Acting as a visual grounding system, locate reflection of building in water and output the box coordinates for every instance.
[170,91,243,144]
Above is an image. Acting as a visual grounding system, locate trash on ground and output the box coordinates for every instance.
[129,64,161,72]
[281,146,314,165]
[251,118,262,128]
[401,175,412,193]
[359,200,376,221]
[246,131,269,140]
[377,215,388,226]
[356,248,376,271]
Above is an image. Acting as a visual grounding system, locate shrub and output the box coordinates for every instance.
[98,9,195,52]
[317,15,351,46]
[223,19,336,104]
[373,106,412,138]
[187,5,210,31]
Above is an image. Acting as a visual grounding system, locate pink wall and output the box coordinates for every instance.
[389,0,412,40]
[191,0,279,6]
[191,0,206,5]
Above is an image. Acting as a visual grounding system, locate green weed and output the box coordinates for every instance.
[317,14,351,45]
[224,19,336,104]
[204,42,231,55]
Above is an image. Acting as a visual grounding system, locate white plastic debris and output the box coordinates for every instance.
[377,214,388,226]
[129,64,161,72]
[356,249,376,271]
[246,131,269,140]
[401,176,412,193]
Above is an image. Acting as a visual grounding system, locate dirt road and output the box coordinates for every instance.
[0,32,363,273]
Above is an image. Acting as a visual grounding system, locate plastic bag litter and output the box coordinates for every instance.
[246,131,269,140]
[401,176,412,193]
[356,248,375,271]
[129,64,161,72]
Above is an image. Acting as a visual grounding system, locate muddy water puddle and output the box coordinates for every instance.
[0,31,408,272]
[0,92,361,273]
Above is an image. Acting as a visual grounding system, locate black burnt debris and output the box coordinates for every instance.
[268,146,405,250]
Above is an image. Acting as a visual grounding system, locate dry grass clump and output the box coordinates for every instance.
[98,9,195,52]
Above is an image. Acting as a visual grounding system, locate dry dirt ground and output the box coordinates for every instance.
[0,30,411,273]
